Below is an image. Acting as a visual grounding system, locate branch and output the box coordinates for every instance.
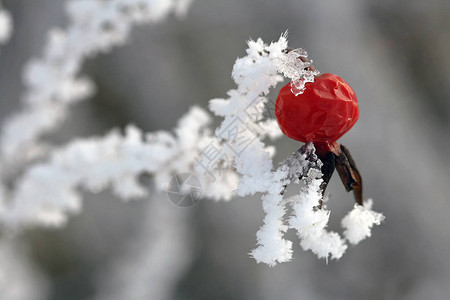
[0,0,194,168]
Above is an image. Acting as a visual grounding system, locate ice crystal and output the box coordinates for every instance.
[276,48,320,96]
[342,199,385,245]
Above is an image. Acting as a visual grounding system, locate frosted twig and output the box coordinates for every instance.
[210,35,383,265]
[0,11,383,266]
[1,107,237,229]
[0,0,194,168]
[287,144,347,261]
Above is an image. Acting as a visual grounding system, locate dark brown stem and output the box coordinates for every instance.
[333,144,363,206]
[313,142,364,206]
[318,152,336,209]
[339,145,363,206]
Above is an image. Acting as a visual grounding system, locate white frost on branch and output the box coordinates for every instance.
[210,35,383,265]
[0,0,238,231]
[0,7,383,268]
[1,107,237,229]
[289,179,347,261]
[341,199,385,245]
[208,36,293,265]
[0,0,194,166]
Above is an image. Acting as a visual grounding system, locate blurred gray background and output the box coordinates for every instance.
[0,0,449,299]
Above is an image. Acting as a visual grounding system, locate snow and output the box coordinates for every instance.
[342,199,385,245]
[0,0,194,167]
[1,107,237,229]
[0,0,383,266]
[213,36,383,264]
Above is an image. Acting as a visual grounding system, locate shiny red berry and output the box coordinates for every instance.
[275,73,359,156]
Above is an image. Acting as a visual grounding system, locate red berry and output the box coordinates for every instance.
[275,73,359,155]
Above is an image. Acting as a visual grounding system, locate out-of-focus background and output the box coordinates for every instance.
[0,0,449,299]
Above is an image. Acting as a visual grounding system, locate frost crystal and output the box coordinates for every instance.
[276,48,320,96]
[286,146,347,261]
[342,199,385,245]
